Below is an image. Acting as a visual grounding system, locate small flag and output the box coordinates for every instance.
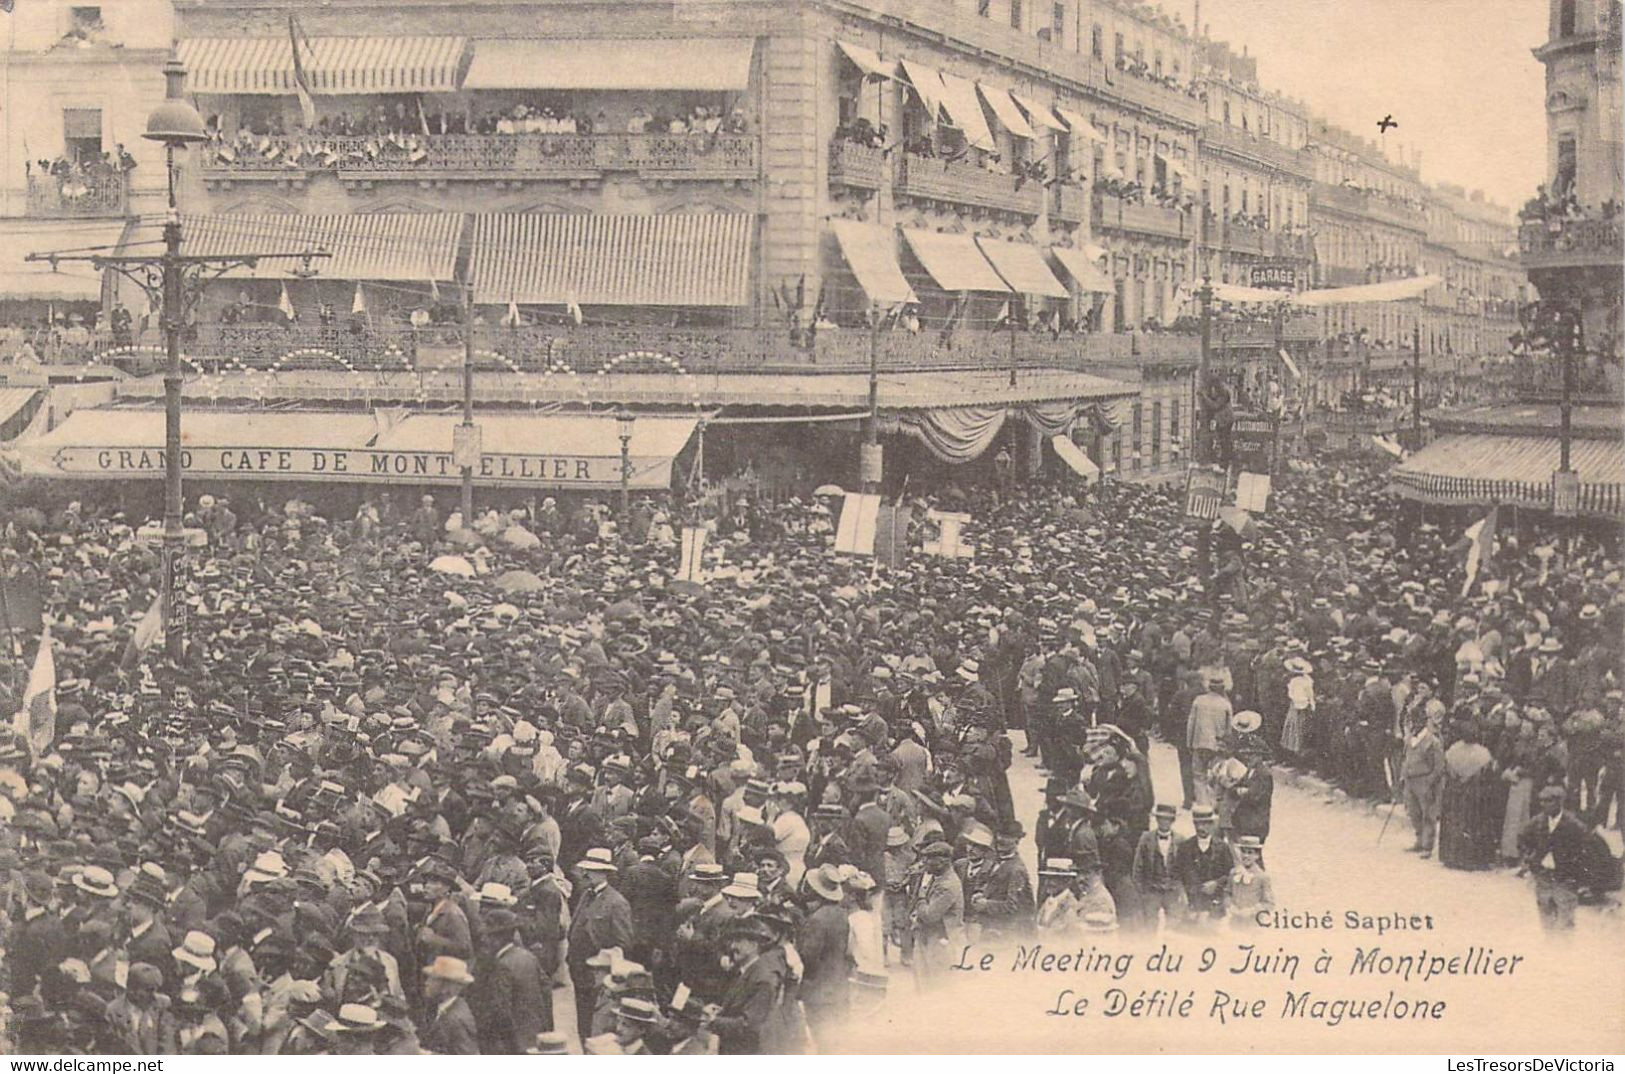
[12,626,57,756]
[503,300,521,328]
[677,527,707,584]
[430,278,442,304]
[996,301,1011,324]
[351,283,367,316]
[416,96,431,137]
[565,295,583,327]
[834,493,883,556]
[1460,506,1498,598]
[121,592,163,669]
[277,282,296,321]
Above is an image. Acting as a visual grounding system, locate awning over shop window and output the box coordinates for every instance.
[1048,246,1113,293]
[900,229,1009,293]
[1211,281,1291,305]
[1010,92,1065,132]
[1056,108,1108,146]
[1292,275,1442,307]
[977,83,1034,139]
[464,38,753,90]
[374,413,698,489]
[976,238,1068,298]
[830,220,915,306]
[177,36,469,95]
[936,72,996,151]
[177,214,462,281]
[0,222,127,301]
[836,40,893,81]
[1051,434,1100,482]
[18,408,699,490]
[470,213,755,306]
[1392,432,1624,517]
[898,60,946,121]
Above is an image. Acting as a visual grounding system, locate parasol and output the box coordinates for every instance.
[428,555,477,578]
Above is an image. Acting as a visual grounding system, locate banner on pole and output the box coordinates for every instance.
[677,526,708,584]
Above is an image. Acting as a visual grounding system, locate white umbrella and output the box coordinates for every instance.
[501,525,542,549]
[429,555,477,578]
[493,569,547,595]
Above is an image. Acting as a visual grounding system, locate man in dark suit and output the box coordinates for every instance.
[711,916,787,1055]
[473,908,552,1050]
[1132,803,1186,931]
[619,836,678,970]
[1517,784,1592,931]
[566,848,633,1043]
[797,865,851,1046]
[420,956,479,1054]
[1173,805,1231,923]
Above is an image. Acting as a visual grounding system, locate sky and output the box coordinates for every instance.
[1189,0,1548,210]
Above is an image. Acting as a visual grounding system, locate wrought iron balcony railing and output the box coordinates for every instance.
[199,131,758,183]
[25,172,129,218]
[894,153,1045,217]
[1050,182,1091,224]
[828,141,885,191]
[1518,216,1623,268]
[1094,193,1191,240]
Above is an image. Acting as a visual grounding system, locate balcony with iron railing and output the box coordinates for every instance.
[1199,122,1310,175]
[1309,182,1427,231]
[25,172,129,218]
[55,321,1203,377]
[198,131,759,186]
[1094,192,1192,241]
[1518,215,1623,270]
[828,140,885,191]
[893,153,1044,217]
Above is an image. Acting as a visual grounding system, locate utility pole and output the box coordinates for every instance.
[1559,306,1577,474]
[1196,276,1213,464]
[864,302,881,492]
[30,55,325,662]
[461,280,477,527]
[1007,303,1018,388]
[1411,321,1422,450]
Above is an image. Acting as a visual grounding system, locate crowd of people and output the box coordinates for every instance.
[0,441,1618,1054]
[1517,182,1622,227]
[204,99,750,172]
[24,149,135,209]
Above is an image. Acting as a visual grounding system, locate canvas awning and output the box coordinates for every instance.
[470,213,754,306]
[464,38,753,90]
[1392,432,1624,517]
[177,214,462,280]
[177,36,469,95]
[1048,246,1114,293]
[374,413,697,489]
[20,407,698,490]
[936,72,996,150]
[976,238,1068,298]
[1010,92,1065,131]
[977,83,1034,139]
[835,40,892,81]
[898,60,946,121]
[1056,108,1108,146]
[901,229,1009,293]
[1211,281,1292,304]
[1051,434,1100,482]
[830,220,915,306]
[1292,275,1441,307]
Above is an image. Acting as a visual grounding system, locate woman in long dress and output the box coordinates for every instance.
[1280,659,1315,761]
[1439,727,1499,870]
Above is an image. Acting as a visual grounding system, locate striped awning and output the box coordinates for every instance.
[1010,92,1065,132]
[1392,432,1624,518]
[177,214,462,280]
[901,229,1009,293]
[470,213,755,306]
[178,36,469,95]
[465,38,754,90]
[976,238,1068,298]
[830,220,915,306]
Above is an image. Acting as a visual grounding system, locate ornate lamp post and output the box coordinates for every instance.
[615,408,636,522]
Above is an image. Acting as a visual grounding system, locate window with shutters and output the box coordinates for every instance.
[1151,401,1162,465]
[1091,23,1104,59]
[1009,0,1024,29]
[63,108,103,164]
[1131,403,1143,470]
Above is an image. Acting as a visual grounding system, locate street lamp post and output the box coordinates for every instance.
[30,56,326,664]
[144,60,210,662]
[616,408,636,522]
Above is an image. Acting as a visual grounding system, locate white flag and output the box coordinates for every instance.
[352,283,367,316]
[277,282,296,321]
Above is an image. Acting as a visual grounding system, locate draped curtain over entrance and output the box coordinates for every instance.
[882,401,1111,463]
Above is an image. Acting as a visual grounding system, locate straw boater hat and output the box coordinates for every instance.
[1231,710,1263,734]
[806,863,846,902]
[423,956,474,984]
[576,848,618,874]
